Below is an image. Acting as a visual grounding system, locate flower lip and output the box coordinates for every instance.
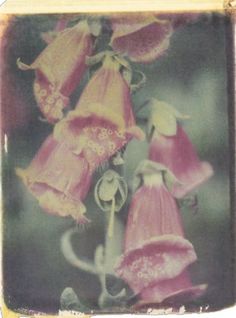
[53,104,128,153]
[162,283,208,305]
[149,123,214,198]
[110,14,161,40]
[110,15,173,63]
[134,283,208,309]
[71,103,125,129]
[172,161,213,199]
[38,190,90,223]
[115,234,197,290]
[15,135,92,223]
[116,234,196,263]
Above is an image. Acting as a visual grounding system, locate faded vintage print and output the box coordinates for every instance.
[0,11,234,315]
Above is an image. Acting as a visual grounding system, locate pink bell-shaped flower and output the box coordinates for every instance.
[17,20,94,123]
[115,160,207,305]
[147,99,213,198]
[54,51,144,170]
[16,135,92,223]
[110,14,173,63]
[16,52,143,222]
[137,270,207,308]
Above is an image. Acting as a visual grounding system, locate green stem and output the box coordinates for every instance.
[108,197,115,238]
[61,228,100,275]
[136,99,150,115]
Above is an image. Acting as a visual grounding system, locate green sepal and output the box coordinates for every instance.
[94,170,128,212]
[88,18,102,37]
[132,159,181,192]
[147,98,189,137]
[85,51,107,66]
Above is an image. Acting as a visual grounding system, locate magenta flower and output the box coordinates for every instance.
[16,135,92,223]
[149,126,213,199]
[138,270,207,308]
[54,52,144,169]
[110,13,199,64]
[115,160,207,306]
[17,20,94,123]
[16,52,144,222]
[110,14,173,63]
[147,99,213,198]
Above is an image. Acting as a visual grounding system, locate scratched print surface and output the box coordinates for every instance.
[1,12,234,315]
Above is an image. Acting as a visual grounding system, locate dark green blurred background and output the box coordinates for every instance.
[2,13,235,313]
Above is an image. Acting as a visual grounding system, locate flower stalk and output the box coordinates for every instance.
[108,197,116,238]
[61,228,100,275]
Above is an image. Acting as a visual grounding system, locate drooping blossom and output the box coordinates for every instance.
[110,13,200,64]
[147,99,213,198]
[16,52,143,222]
[17,19,94,123]
[54,51,145,170]
[115,160,207,306]
[16,135,92,223]
[110,14,173,63]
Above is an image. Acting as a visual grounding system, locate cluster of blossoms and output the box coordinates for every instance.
[16,13,213,308]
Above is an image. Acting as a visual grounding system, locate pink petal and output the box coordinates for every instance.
[115,183,200,294]
[54,112,135,169]
[54,17,69,32]
[32,21,93,96]
[74,65,136,127]
[111,15,173,63]
[149,125,213,198]
[38,189,90,223]
[19,20,93,123]
[16,135,92,222]
[135,270,207,307]
[123,185,185,251]
[54,59,143,167]
[115,234,196,294]
[33,78,69,123]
